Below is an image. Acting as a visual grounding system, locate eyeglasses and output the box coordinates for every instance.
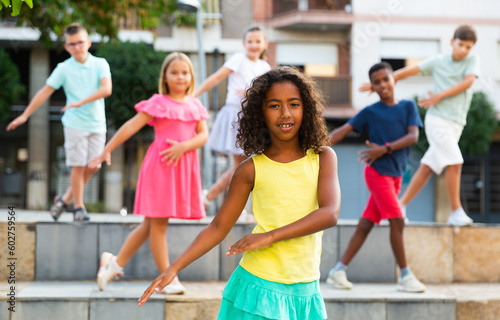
[65,41,86,49]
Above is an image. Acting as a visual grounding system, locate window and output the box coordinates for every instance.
[497,42,500,78]
[381,39,439,71]
[277,42,338,77]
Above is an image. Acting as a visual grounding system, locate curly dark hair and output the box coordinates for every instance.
[236,66,330,156]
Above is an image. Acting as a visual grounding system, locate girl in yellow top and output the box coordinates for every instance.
[139,67,341,320]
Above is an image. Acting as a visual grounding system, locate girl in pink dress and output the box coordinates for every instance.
[89,52,209,294]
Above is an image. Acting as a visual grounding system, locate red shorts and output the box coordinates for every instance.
[361,166,403,225]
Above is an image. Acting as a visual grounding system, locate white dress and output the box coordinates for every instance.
[208,52,270,155]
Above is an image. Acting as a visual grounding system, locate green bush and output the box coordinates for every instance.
[0,48,25,123]
[96,42,167,129]
[413,91,498,157]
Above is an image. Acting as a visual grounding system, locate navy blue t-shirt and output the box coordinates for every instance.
[348,100,423,177]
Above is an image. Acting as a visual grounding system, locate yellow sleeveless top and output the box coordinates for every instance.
[239,149,323,284]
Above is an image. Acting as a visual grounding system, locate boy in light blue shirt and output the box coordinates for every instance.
[7,23,112,221]
[394,24,480,226]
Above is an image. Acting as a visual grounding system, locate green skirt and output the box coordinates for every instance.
[218,265,327,320]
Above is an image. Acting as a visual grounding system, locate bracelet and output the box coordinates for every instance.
[385,142,392,155]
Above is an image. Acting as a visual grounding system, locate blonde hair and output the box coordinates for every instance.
[158,52,195,95]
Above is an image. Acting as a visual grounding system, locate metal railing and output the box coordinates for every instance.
[273,0,352,15]
[313,75,351,106]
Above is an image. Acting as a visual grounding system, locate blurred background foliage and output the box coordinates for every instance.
[0,0,195,45]
[0,47,25,122]
[96,42,167,129]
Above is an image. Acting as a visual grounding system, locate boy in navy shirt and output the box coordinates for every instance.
[327,62,425,293]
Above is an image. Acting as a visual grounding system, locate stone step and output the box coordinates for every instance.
[5,281,498,320]
[2,210,500,285]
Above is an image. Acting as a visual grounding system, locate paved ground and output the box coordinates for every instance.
[2,280,499,302]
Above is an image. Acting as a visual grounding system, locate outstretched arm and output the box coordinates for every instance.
[358,125,419,165]
[6,85,55,131]
[193,67,233,98]
[329,123,354,145]
[393,65,421,82]
[88,112,152,168]
[61,77,112,112]
[160,120,209,166]
[226,147,340,255]
[418,74,476,109]
[138,159,255,305]
[160,120,208,166]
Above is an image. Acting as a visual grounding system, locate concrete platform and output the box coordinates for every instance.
[1,209,500,285]
[4,281,498,320]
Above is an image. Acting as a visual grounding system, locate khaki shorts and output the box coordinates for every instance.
[64,126,106,167]
[421,113,464,175]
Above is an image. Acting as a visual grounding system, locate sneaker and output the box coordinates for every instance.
[50,196,68,221]
[400,203,409,224]
[202,189,211,208]
[160,277,186,295]
[397,273,426,293]
[326,269,353,290]
[73,207,90,222]
[97,252,123,291]
[447,207,473,226]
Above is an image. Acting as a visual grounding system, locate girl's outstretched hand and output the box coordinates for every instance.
[138,268,177,306]
[358,140,385,166]
[88,151,111,169]
[226,233,273,256]
[160,139,186,166]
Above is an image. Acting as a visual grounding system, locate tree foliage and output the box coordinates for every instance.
[0,0,195,45]
[0,0,33,16]
[0,47,25,123]
[413,92,498,157]
[96,42,167,129]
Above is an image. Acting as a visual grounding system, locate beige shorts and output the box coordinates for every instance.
[421,113,464,175]
[64,126,106,167]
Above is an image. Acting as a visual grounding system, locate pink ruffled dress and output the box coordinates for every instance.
[133,94,209,219]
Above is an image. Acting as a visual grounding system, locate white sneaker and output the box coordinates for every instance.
[97,252,123,291]
[397,273,426,293]
[447,207,473,226]
[326,269,353,290]
[202,190,211,208]
[160,277,186,295]
[400,203,409,224]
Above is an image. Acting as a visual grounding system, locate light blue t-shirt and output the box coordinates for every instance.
[46,53,111,133]
[418,53,480,126]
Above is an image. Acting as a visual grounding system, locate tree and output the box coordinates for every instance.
[413,92,498,157]
[96,41,167,129]
[0,0,33,16]
[0,47,25,122]
[0,0,195,45]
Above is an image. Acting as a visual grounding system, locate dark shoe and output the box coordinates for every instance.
[50,196,68,221]
[73,207,90,222]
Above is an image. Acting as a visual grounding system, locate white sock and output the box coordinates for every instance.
[111,257,124,273]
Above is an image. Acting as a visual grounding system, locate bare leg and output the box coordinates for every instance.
[68,166,86,208]
[399,164,434,206]
[205,154,247,202]
[389,217,407,268]
[149,218,170,273]
[445,164,463,211]
[340,218,374,265]
[62,166,99,205]
[115,217,152,267]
